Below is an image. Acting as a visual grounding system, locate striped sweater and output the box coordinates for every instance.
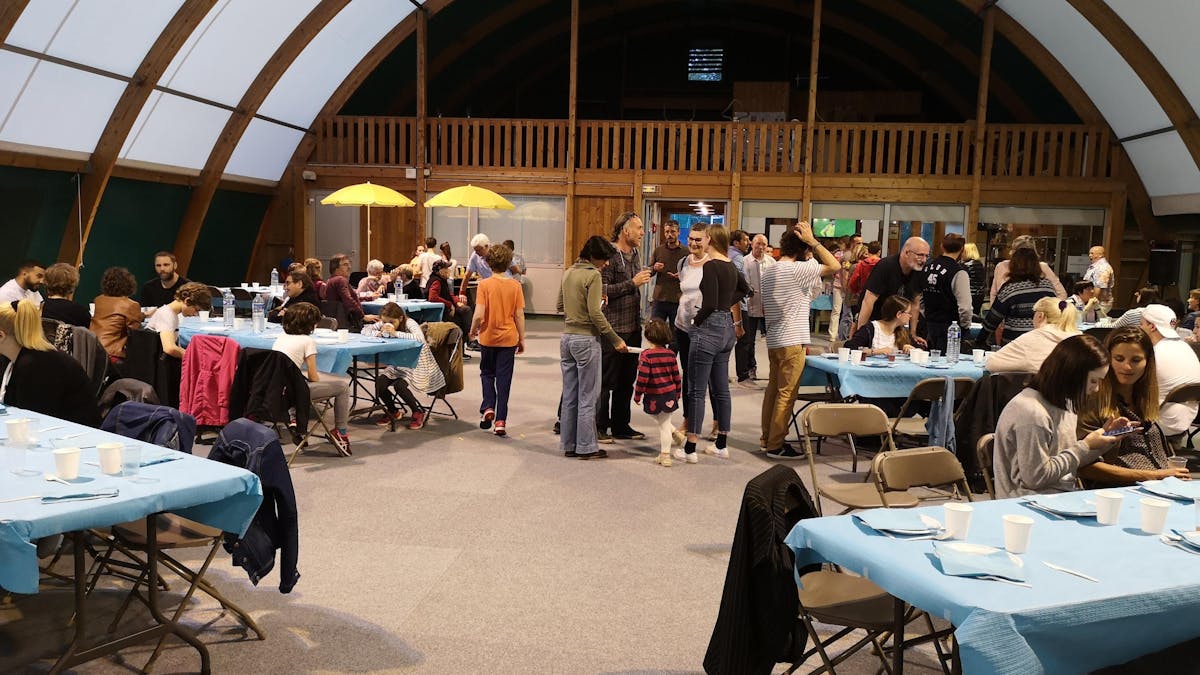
[634,347,682,405]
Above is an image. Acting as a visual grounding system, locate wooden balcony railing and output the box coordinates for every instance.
[312,116,1114,180]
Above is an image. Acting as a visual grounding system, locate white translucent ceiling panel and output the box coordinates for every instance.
[120,92,230,170]
[159,0,319,107]
[226,119,305,181]
[260,0,415,127]
[1123,131,1200,197]
[1107,0,1200,116]
[1000,0,1169,138]
[5,0,75,51]
[0,61,124,153]
[10,1,184,77]
[0,51,38,123]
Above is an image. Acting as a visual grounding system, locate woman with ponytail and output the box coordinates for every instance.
[0,299,100,426]
[985,297,1080,373]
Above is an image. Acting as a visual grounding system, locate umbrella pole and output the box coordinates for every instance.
[366,205,372,262]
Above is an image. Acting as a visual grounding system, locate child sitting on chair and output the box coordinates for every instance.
[365,302,445,430]
[271,302,352,455]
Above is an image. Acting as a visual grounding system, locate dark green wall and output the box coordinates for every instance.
[0,165,74,281]
[0,166,270,302]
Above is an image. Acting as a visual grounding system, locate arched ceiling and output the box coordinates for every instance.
[0,0,1198,218]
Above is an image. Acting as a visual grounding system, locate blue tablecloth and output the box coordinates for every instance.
[178,319,421,374]
[785,493,1200,674]
[803,354,985,398]
[0,408,262,594]
[811,294,833,312]
[360,299,444,324]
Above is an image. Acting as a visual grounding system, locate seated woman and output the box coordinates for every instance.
[0,299,100,427]
[1112,286,1160,328]
[268,271,322,323]
[993,335,1126,498]
[271,301,352,455]
[427,260,472,342]
[365,302,445,430]
[144,282,211,359]
[985,297,1080,373]
[1077,327,1190,487]
[356,259,390,300]
[842,294,913,356]
[304,257,326,300]
[40,263,91,327]
[981,248,1058,347]
[91,266,143,362]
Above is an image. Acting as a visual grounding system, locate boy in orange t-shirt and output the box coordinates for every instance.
[469,243,526,436]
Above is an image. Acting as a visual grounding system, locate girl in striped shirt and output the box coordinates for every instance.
[634,319,682,467]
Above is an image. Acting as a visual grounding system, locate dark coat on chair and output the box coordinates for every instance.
[1,347,101,427]
[229,348,310,431]
[953,371,1033,475]
[208,418,300,593]
[100,401,196,454]
[703,465,821,675]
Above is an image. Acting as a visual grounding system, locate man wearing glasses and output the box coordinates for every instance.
[854,237,930,346]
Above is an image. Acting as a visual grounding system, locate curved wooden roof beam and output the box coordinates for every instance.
[57,0,216,267]
[1065,0,1200,169]
[0,1,29,43]
[173,0,350,275]
[442,1,974,119]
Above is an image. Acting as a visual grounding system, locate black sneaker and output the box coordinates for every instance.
[612,428,646,440]
[766,444,806,460]
[553,421,561,435]
[596,431,615,444]
[578,449,608,460]
[287,423,303,446]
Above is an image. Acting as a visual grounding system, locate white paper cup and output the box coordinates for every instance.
[241,282,250,288]
[848,349,863,365]
[198,310,210,321]
[98,442,124,475]
[52,447,81,480]
[972,348,985,364]
[388,294,398,303]
[337,329,350,343]
[399,294,408,302]
[234,318,246,330]
[945,502,973,540]
[122,445,141,477]
[6,418,32,446]
[837,347,850,362]
[1002,514,1034,553]
[1095,490,1124,525]
[1140,497,1171,534]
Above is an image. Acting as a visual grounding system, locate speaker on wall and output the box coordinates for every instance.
[1148,242,1179,286]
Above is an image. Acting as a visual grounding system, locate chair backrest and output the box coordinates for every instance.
[804,402,890,437]
[873,446,972,502]
[229,347,311,428]
[1165,383,1200,405]
[320,299,350,329]
[69,326,109,399]
[125,327,163,386]
[896,377,976,420]
[206,286,223,308]
[976,433,996,499]
[230,287,253,302]
[422,321,464,395]
[348,271,368,288]
[316,316,338,331]
[1084,326,1112,342]
[99,378,160,420]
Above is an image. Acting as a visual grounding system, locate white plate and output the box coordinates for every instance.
[313,328,335,335]
[937,542,1024,567]
[314,337,340,345]
[1138,480,1196,502]
[820,353,840,359]
[862,362,894,369]
[887,514,944,534]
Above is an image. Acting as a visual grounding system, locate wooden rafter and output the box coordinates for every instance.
[0,0,29,43]
[57,0,217,267]
[1065,0,1200,169]
[173,0,350,275]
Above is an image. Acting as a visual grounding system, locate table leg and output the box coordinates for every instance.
[892,597,905,675]
[48,518,212,674]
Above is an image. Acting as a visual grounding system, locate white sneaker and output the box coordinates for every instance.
[685,450,699,464]
[671,447,688,462]
[705,445,730,459]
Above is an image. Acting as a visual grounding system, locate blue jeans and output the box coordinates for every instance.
[560,334,602,456]
[687,311,736,435]
[480,345,518,421]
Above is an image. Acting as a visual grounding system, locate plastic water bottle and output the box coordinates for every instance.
[223,290,235,328]
[252,294,265,333]
[270,267,279,293]
[946,324,961,364]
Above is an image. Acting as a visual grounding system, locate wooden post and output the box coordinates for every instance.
[415,6,428,242]
[800,0,822,222]
[729,171,741,232]
[967,5,995,233]
[565,0,579,265]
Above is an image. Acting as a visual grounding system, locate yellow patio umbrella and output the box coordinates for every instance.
[423,184,515,210]
[320,181,415,261]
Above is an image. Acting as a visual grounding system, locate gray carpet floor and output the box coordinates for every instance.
[4,316,950,674]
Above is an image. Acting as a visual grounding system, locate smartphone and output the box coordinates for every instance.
[1103,426,1139,437]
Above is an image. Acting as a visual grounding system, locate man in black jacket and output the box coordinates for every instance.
[268,271,322,323]
[140,251,189,312]
[922,233,973,352]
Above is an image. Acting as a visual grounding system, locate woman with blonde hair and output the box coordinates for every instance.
[961,242,986,315]
[985,297,1079,373]
[1077,327,1189,486]
[0,299,100,426]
